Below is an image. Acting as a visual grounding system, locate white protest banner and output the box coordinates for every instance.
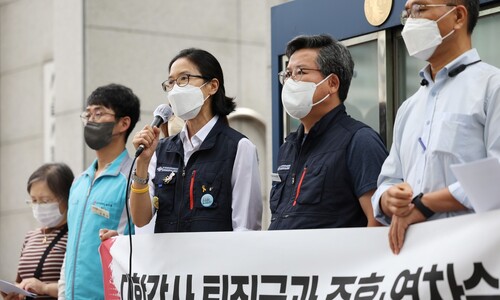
[100,210,500,299]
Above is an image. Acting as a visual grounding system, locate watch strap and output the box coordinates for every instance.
[132,169,149,185]
[412,193,435,219]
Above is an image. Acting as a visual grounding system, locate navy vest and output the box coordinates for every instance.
[153,118,244,232]
[269,104,369,230]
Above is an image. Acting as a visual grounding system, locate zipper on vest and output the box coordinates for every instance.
[72,178,94,299]
[176,164,186,232]
[189,170,196,210]
[292,167,307,206]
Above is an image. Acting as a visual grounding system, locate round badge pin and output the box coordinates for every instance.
[201,194,214,207]
[153,196,159,209]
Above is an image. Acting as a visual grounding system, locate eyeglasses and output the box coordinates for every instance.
[161,74,208,92]
[401,3,456,25]
[278,67,322,85]
[25,199,56,206]
[80,110,115,125]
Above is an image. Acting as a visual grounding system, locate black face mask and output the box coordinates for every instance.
[84,121,115,150]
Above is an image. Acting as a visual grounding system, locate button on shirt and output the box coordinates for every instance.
[148,115,262,230]
[373,49,500,225]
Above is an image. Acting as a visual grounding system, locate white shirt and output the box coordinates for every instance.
[147,115,262,231]
[372,49,500,225]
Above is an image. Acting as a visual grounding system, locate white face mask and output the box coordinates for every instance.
[402,7,456,61]
[281,74,332,120]
[32,202,64,228]
[167,83,209,121]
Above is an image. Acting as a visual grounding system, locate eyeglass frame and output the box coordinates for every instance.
[25,198,59,206]
[80,109,116,125]
[400,3,457,25]
[278,67,323,85]
[161,74,209,92]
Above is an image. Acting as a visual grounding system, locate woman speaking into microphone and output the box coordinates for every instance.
[130,48,262,233]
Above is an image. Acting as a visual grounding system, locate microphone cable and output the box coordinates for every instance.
[122,104,171,298]
[124,156,138,300]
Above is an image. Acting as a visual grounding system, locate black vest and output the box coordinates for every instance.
[269,104,369,230]
[153,118,244,232]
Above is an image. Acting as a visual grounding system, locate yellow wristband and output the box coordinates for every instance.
[131,184,149,194]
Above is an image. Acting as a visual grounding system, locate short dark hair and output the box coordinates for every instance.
[454,0,480,34]
[285,34,354,102]
[169,48,236,116]
[27,163,74,204]
[87,83,141,141]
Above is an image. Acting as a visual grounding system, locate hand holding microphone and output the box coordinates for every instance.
[134,104,173,158]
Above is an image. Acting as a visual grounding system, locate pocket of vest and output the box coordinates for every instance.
[153,170,178,213]
[294,165,326,205]
[194,172,221,209]
[269,170,288,213]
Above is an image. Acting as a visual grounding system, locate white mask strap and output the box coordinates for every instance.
[436,6,456,23]
[315,73,333,87]
[312,93,330,107]
[312,74,333,106]
[437,7,457,41]
[200,81,211,102]
[442,29,455,40]
[200,81,209,88]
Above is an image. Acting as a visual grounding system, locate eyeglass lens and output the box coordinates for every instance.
[162,74,205,92]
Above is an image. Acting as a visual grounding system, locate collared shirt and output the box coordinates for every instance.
[373,49,500,225]
[179,115,218,166]
[148,115,262,231]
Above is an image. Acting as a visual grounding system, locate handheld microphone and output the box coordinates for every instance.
[135,104,173,157]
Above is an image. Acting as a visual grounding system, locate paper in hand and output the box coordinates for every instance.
[0,279,38,297]
[450,157,500,213]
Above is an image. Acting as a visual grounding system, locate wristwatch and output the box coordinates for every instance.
[132,169,149,185]
[411,193,435,219]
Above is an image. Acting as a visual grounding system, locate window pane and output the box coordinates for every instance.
[347,40,380,132]
[396,35,427,105]
[473,11,500,68]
